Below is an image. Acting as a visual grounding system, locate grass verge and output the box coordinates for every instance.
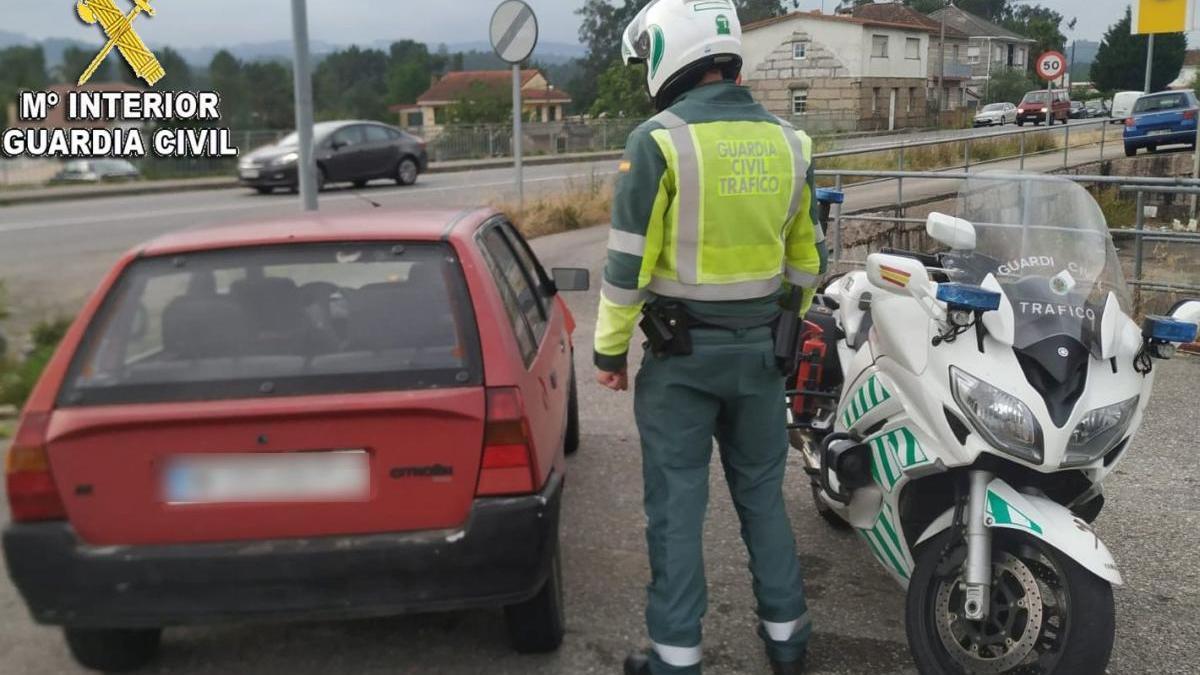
[491,171,615,239]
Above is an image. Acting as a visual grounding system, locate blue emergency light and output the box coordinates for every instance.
[815,188,844,205]
[936,283,1001,313]
[1142,316,1199,343]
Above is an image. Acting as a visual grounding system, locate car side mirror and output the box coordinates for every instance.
[551,268,590,292]
[926,212,976,250]
[330,140,346,151]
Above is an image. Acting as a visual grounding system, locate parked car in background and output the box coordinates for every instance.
[1110,91,1143,124]
[50,159,141,184]
[238,121,428,194]
[1069,100,1088,119]
[1084,99,1110,118]
[1124,90,1199,156]
[973,102,1017,127]
[3,208,589,672]
[1016,89,1071,125]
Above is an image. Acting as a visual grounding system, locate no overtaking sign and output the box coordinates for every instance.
[490,0,538,64]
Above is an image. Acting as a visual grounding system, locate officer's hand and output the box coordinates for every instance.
[596,368,628,392]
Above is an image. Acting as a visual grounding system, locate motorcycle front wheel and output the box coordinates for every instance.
[905,530,1114,674]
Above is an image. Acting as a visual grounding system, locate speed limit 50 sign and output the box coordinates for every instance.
[1035,51,1066,82]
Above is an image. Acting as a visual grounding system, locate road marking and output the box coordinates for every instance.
[0,170,619,235]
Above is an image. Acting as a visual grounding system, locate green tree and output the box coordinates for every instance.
[0,45,47,127]
[985,67,1041,104]
[1003,6,1066,63]
[208,50,247,125]
[56,45,119,84]
[445,81,512,124]
[387,41,434,106]
[590,61,654,117]
[243,61,293,129]
[313,46,390,121]
[156,47,194,91]
[1092,7,1185,93]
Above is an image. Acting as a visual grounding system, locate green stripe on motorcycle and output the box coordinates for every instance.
[877,509,905,557]
[987,490,1043,534]
[869,527,909,579]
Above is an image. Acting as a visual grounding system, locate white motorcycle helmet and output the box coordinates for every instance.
[621,0,743,111]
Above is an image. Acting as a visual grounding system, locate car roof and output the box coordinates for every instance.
[138,207,498,257]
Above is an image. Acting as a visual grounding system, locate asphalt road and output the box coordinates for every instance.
[1,222,1199,674]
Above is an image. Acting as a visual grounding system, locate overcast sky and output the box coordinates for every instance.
[2,2,1171,49]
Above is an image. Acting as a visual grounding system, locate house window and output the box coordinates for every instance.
[994,45,1004,61]
[872,87,880,113]
[405,112,422,128]
[952,44,960,63]
[791,89,808,115]
[967,46,980,65]
[908,87,917,113]
[1015,48,1025,66]
[793,42,807,60]
[905,38,920,60]
[872,35,889,58]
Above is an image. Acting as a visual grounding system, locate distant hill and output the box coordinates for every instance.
[1070,40,1099,66]
[0,32,583,69]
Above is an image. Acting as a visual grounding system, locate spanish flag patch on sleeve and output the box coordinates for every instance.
[618,160,632,173]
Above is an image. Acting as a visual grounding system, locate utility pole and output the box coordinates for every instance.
[290,0,317,211]
[937,5,946,126]
[1144,34,1154,93]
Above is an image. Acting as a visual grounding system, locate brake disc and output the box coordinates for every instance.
[934,551,1045,673]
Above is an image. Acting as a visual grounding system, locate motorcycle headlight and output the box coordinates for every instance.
[1063,396,1139,467]
[272,152,299,167]
[950,367,1043,463]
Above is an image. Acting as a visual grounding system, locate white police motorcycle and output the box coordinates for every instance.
[790,173,1200,673]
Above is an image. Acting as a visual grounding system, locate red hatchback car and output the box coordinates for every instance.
[3,208,588,671]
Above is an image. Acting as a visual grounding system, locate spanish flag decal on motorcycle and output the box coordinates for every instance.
[879,265,911,288]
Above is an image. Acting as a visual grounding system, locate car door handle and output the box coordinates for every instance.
[559,339,567,354]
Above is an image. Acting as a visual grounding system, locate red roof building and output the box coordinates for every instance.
[391,69,572,129]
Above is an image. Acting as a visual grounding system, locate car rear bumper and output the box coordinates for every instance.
[1125,130,1196,148]
[3,473,562,629]
[238,166,298,188]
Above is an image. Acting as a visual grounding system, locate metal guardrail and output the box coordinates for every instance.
[814,168,1200,303]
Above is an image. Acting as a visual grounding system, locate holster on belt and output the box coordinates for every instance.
[640,301,694,357]
[773,287,805,377]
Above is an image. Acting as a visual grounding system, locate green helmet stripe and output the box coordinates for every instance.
[650,25,665,78]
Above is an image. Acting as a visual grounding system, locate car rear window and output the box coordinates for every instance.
[60,242,481,406]
[1133,93,1190,113]
[1022,92,1047,104]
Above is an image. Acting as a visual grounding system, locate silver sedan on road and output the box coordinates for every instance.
[973,102,1018,127]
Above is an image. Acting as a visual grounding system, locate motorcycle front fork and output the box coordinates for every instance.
[961,470,995,621]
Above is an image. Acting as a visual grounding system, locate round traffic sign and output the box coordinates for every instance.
[490,0,539,64]
[1035,51,1066,82]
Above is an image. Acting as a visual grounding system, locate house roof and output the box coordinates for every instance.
[744,9,946,36]
[415,70,571,105]
[928,6,1034,42]
[853,4,968,39]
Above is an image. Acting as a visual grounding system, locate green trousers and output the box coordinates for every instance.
[634,326,811,674]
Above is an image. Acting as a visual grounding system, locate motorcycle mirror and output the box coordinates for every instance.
[926,212,976,251]
[867,254,931,297]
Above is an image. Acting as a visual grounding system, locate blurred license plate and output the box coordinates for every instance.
[1148,129,1174,136]
[164,451,369,504]
[240,169,260,179]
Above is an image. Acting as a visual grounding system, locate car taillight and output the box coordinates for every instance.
[5,412,66,522]
[477,388,536,496]
[1185,110,1197,120]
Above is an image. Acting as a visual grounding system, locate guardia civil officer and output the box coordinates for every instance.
[592,2,827,674]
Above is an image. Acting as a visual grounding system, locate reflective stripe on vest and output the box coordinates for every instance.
[649,275,783,302]
[652,109,701,284]
[778,119,810,228]
[601,279,647,307]
[607,228,647,257]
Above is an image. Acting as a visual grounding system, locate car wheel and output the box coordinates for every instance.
[1017,120,1024,127]
[254,186,273,195]
[1148,145,1157,153]
[64,627,161,673]
[504,534,565,653]
[353,179,368,189]
[316,167,328,192]
[564,361,580,456]
[1125,146,1136,157]
[396,157,419,186]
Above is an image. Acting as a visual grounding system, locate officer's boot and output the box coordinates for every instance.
[623,650,652,675]
[768,653,806,675]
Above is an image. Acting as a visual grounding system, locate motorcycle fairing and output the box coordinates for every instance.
[915,477,1123,586]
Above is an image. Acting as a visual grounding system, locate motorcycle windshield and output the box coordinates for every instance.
[944,173,1131,357]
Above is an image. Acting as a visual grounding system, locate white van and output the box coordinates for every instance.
[1110,91,1143,122]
